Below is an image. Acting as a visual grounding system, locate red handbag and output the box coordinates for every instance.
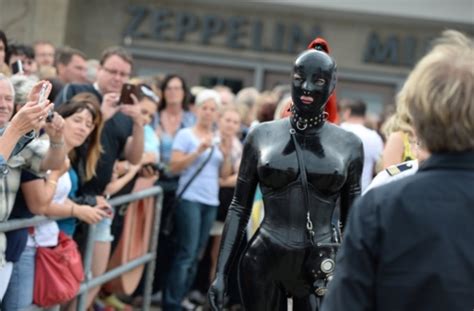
[33,231,84,307]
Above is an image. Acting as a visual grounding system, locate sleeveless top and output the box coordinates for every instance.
[402,132,416,162]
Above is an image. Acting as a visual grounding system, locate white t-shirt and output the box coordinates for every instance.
[173,128,223,206]
[27,172,71,247]
[340,123,384,192]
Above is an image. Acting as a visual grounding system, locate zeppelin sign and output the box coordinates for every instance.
[123,5,433,67]
[123,5,322,54]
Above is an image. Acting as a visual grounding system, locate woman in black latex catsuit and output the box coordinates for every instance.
[208,49,363,311]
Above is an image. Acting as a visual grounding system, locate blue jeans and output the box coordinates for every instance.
[2,246,35,310]
[163,199,217,310]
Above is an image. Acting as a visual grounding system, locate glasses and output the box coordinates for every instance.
[102,66,130,79]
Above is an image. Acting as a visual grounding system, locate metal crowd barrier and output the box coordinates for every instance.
[0,185,163,311]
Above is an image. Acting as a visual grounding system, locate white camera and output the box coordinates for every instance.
[212,136,221,146]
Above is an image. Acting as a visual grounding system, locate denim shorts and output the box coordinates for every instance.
[94,217,114,242]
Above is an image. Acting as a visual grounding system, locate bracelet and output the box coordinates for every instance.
[47,179,57,186]
[50,140,64,149]
[70,204,75,217]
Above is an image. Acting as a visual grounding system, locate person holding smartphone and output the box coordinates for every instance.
[0,75,66,302]
[8,44,37,76]
[163,89,233,310]
[53,46,145,309]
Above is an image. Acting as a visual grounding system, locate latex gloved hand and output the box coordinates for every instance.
[208,274,226,311]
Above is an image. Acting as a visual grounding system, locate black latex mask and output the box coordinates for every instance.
[291,50,337,117]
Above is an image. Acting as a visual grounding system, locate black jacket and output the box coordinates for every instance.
[322,151,474,311]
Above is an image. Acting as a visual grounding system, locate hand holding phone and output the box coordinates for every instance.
[36,82,55,122]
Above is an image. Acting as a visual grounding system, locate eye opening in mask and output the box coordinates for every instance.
[315,78,326,86]
[293,73,303,81]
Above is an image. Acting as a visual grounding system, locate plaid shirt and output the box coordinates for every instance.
[0,134,48,266]
[0,155,7,176]
[0,129,36,178]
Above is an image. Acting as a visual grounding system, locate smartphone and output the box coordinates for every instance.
[37,83,48,107]
[11,60,24,74]
[119,83,137,105]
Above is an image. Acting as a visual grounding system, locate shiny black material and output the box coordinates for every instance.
[291,50,337,118]
[208,51,363,311]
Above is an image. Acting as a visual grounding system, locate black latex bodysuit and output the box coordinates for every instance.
[209,50,363,311]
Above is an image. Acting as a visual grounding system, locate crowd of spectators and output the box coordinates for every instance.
[0,28,472,311]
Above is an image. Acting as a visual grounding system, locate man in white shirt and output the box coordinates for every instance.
[340,99,383,192]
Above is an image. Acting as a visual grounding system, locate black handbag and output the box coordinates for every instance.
[290,129,340,296]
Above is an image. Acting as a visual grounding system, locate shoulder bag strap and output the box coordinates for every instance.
[176,145,216,200]
[290,129,316,244]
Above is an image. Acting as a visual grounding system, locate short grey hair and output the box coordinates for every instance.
[0,73,15,99]
[195,89,222,109]
[10,75,38,106]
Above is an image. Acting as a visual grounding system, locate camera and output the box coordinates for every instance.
[144,162,167,175]
[45,109,54,123]
[212,136,221,146]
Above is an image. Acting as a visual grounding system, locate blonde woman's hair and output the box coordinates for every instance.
[274,94,292,120]
[383,92,414,139]
[397,30,474,152]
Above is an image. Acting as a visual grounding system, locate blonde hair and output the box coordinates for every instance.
[398,30,474,152]
[274,95,292,120]
[383,92,414,139]
[219,105,241,119]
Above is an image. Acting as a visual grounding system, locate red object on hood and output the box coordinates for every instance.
[306,37,339,124]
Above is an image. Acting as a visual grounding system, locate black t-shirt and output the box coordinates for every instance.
[5,170,42,262]
[81,112,133,195]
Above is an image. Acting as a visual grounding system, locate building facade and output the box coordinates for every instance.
[1,0,472,115]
